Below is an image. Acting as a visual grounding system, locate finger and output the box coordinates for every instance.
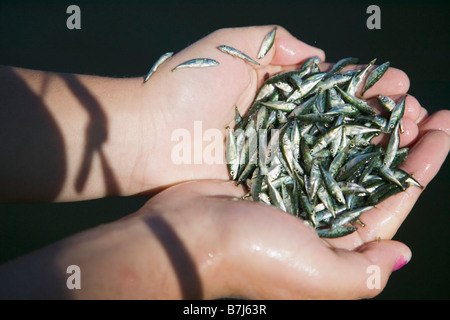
[357,129,450,241]
[417,109,450,137]
[404,109,450,147]
[370,117,419,148]
[358,67,409,99]
[363,95,424,148]
[269,27,326,65]
[416,106,429,125]
[328,240,411,299]
[404,94,425,124]
[319,62,409,99]
[241,236,410,299]
[374,94,424,123]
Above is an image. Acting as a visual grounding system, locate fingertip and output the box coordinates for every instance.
[270,26,326,65]
[418,109,450,136]
[362,67,410,98]
[400,129,450,187]
[399,117,419,147]
[357,240,412,271]
[328,240,410,299]
[355,240,411,298]
[404,94,423,123]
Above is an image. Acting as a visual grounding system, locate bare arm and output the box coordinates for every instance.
[0,66,146,202]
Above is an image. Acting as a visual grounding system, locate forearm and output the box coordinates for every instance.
[0,214,181,299]
[0,66,145,202]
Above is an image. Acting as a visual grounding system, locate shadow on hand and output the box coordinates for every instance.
[144,215,203,299]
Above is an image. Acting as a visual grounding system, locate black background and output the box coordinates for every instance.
[0,0,448,299]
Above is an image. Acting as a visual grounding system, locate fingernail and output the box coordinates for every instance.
[392,255,409,272]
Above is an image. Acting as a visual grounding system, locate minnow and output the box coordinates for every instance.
[335,85,377,115]
[361,61,390,96]
[144,51,174,82]
[324,57,359,79]
[267,178,287,212]
[392,168,423,189]
[320,164,346,205]
[310,125,343,154]
[346,58,377,95]
[383,122,401,167]
[217,45,260,66]
[257,27,277,59]
[378,165,406,190]
[171,58,219,71]
[308,159,322,201]
[325,104,360,117]
[317,186,337,218]
[292,73,327,98]
[385,95,406,133]
[377,94,396,112]
[317,225,357,238]
[254,83,276,102]
[311,71,358,94]
[225,127,239,180]
[367,182,403,205]
[331,206,373,228]
[260,100,297,112]
[327,87,346,108]
[235,106,242,126]
[335,152,380,181]
[295,113,335,124]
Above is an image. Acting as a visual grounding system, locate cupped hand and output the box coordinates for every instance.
[133,25,326,192]
[128,110,448,299]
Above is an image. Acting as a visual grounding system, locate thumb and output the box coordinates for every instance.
[267,25,326,65]
[205,25,326,66]
[326,239,412,299]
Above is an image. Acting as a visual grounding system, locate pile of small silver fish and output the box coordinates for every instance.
[226,54,423,238]
[143,27,422,238]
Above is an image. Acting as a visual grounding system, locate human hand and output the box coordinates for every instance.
[131,25,426,198]
[123,108,448,299]
[132,25,327,193]
[0,103,445,300]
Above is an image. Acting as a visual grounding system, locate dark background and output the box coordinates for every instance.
[0,0,448,299]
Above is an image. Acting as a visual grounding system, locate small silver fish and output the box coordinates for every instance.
[171,58,219,71]
[226,56,413,238]
[144,52,174,83]
[361,61,390,96]
[217,45,260,66]
[347,58,377,95]
[257,27,277,59]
